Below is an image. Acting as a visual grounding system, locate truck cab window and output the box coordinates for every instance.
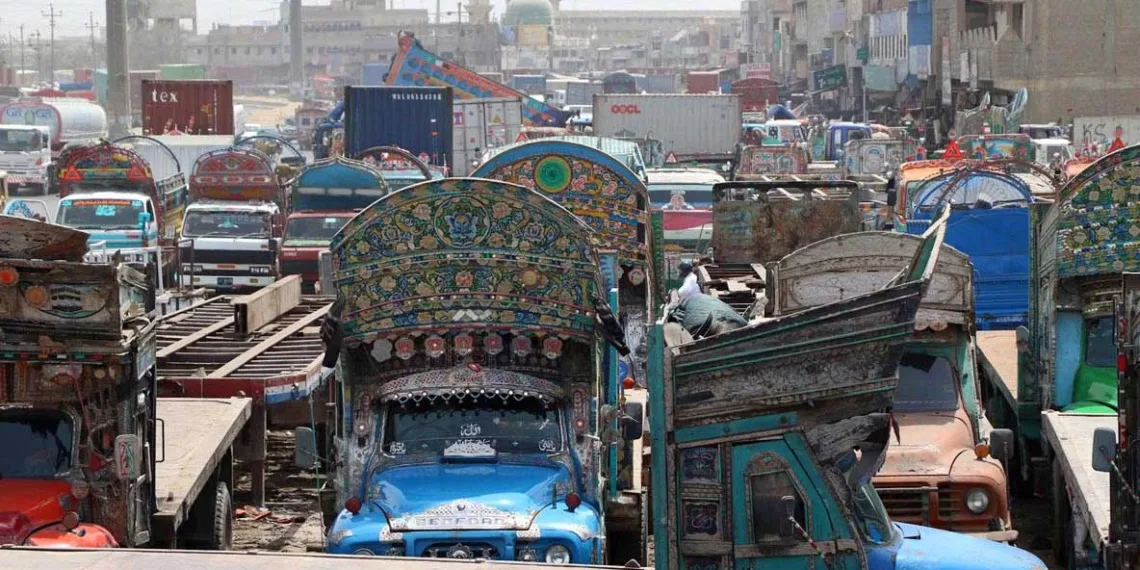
[894,352,959,412]
[0,410,74,478]
[382,396,564,456]
[1086,316,1116,367]
[748,471,806,542]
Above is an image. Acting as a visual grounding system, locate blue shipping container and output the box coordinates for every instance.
[344,86,454,169]
[511,75,546,95]
[361,63,390,86]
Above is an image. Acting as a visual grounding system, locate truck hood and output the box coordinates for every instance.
[0,480,70,545]
[372,462,572,528]
[881,412,974,476]
[892,522,1046,569]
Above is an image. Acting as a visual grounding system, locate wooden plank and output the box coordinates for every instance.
[0,548,621,569]
[976,330,1019,403]
[1042,411,1114,547]
[207,303,331,379]
[153,398,252,533]
[232,275,302,336]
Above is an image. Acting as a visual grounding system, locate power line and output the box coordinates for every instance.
[41,3,61,84]
[85,11,99,69]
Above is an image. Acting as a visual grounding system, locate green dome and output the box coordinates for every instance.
[502,0,553,26]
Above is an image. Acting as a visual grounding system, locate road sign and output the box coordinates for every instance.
[812,65,848,92]
[664,151,678,164]
[857,47,869,63]
[516,132,528,142]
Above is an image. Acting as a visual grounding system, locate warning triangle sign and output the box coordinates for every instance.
[516,132,528,142]
[60,166,83,182]
[942,140,964,161]
[1108,136,1126,154]
[664,151,678,164]
[127,163,148,181]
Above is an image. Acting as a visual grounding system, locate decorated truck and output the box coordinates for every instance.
[280,156,390,293]
[181,147,286,291]
[0,215,250,550]
[768,232,1016,541]
[50,140,188,286]
[975,144,1140,568]
[309,178,645,564]
[648,210,1047,569]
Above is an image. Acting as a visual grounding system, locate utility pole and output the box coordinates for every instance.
[32,31,42,85]
[86,12,100,69]
[18,25,24,87]
[107,0,130,137]
[289,0,303,99]
[42,3,62,84]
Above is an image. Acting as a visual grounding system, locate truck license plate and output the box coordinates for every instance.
[217,277,233,286]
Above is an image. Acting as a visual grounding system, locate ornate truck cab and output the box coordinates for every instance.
[768,232,1015,541]
[0,217,157,549]
[311,178,639,563]
[649,212,1046,570]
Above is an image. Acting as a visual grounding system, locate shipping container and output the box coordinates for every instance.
[565,81,602,106]
[592,93,742,158]
[638,74,681,94]
[123,135,235,182]
[511,74,547,95]
[94,69,108,105]
[140,79,235,136]
[602,72,637,94]
[731,77,781,111]
[130,70,160,118]
[451,97,523,176]
[361,63,390,86]
[159,63,207,81]
[344,86,454,169]
[73,68,94,84]
[685,71,721,94]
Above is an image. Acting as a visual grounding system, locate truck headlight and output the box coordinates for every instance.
[965,488,990,514]
[545,545,571,564]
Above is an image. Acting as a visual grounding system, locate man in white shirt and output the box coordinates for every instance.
[676,262,700,302]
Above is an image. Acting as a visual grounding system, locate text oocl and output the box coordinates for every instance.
[609,104,641,114]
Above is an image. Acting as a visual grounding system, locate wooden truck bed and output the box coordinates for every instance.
[153,398,252,536]
[976,330,1019,406]
[0,547,619,569]
[1042,410,1113,549]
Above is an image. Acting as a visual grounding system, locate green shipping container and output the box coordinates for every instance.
[159,64,207,81]
[94,69,108,105]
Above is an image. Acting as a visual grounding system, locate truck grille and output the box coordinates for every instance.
[179,248,275,265]
[877,483,986,530]
[421,543,500,560]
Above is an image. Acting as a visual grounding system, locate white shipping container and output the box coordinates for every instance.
[451,98,523,177]
[124,135,235,182]
[592,94,742,158]
[1072,115,1140,148]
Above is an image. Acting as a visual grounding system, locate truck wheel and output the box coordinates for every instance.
[208,481,234,550]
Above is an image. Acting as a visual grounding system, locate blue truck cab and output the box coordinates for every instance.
[307,177,646,564]
[649,211,1045,569]
[825,122,874,161]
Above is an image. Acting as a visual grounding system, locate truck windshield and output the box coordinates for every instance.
[894,352,959,413]
[648,184,715,208]
[0,129,43,151]
[0,410,73,478]
[381,397,563,456]
[852,481,894,544]
[182,210,269,238]
[1086,316,1116,367]
[58,198,146,230]
[283,215,351,247]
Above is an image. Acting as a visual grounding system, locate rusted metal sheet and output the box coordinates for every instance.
[771,231,973,327]
[0,214,89,261]
[710,180,863,265]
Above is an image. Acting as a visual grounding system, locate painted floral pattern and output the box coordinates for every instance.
[1056,146,1140,277]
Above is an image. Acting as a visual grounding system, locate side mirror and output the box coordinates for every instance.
[989,428,1014,473]
[620,401,644,441]
[885,188,897,207]
[778,496,797,539]
[294,426,319,469]
[1092,427,1117,473]
[1015,325,1030,354]
[137,211,153,231]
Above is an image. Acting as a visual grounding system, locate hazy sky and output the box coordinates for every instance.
[5,0,740,39]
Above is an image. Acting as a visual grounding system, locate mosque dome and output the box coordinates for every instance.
[502,0,554,27]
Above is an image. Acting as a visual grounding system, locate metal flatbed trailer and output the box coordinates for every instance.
[0,548,621,569]
[1042,411,1114,556]
[154,276,332,505]
[153,398,252,543]
[977,330,1019,408]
